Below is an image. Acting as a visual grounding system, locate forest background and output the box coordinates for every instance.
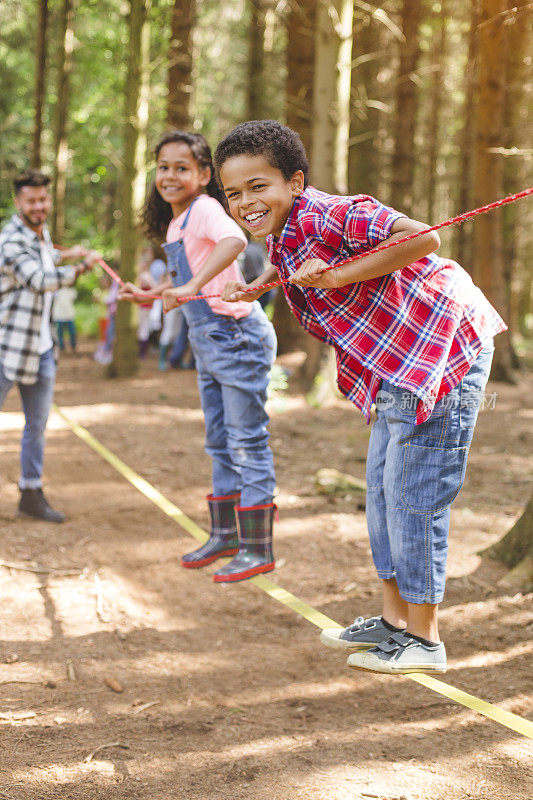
[1,0,532,379]
[0,4,532,794]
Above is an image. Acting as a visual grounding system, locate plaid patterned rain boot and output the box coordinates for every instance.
[213,502,275,583]
[181,493,240,568]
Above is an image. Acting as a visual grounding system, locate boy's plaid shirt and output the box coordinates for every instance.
[267,187,507,424]
[0,214,76,384]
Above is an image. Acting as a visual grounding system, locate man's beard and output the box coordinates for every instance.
[20,210,47,230]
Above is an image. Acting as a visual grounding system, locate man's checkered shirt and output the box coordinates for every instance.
[0,214,76,384]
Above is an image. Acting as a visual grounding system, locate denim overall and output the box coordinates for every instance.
[162,200,277,507]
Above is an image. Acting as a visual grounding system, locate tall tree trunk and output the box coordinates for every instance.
[311,0,354,194]
[275,0,316,355]
[247,0,266,119]
[454,1,479,268]
[299,0,353,400]
[112,0,150,378]
[50,0,74,242]
[426,6,446,224]
[473,0,515,382]
[167,0,195,129]
[502,0,530,364]
[348,11,381,196]
[32,0,48,169]
[286,0,315,155]
[390,0,423,215]
[518,259,532,338]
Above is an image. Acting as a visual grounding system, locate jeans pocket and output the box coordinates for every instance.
[206,326,245,351]
[400,442,468,513]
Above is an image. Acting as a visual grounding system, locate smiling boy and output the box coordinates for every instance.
[213,120,506,675]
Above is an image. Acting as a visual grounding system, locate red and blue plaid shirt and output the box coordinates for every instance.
[267,187,507,424]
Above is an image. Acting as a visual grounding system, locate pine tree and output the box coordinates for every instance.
[111,0,151,378]
[167,0,195,129]
[32,0,48,169]
[390,0,423,215]
[50,0,74,241]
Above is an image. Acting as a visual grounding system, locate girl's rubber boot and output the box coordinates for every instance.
[181,493,240,568]
[213,503,275,583]
[158,343,169,371]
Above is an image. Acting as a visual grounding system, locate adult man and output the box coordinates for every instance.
[0,169,97,522]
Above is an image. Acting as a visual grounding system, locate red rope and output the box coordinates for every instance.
[99,187,533,303]
[97,258,123,285]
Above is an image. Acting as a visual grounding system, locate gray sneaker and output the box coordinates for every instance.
[320,616,403,651]
[347,631,447,674]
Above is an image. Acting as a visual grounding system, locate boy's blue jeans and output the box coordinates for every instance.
[0,348,56,489]
[366,344,494,604]
[188,306,277,507]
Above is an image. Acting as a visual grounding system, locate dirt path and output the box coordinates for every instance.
[1,343,532,799]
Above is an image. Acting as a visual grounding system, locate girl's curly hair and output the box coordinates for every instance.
[213,120,309,187]
[142,130,224,242]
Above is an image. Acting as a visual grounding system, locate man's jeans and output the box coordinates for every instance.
[0,348,56,489]
[366,344,494,605]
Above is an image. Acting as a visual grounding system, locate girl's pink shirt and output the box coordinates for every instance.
[166,194,251,319]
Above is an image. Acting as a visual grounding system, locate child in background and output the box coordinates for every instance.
[119,130,277,583]
[137,268,156,358]
[215,120,506,673]
[53,286,77,352]
[94,272,119,365]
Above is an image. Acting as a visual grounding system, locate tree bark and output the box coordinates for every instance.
[299,0,353,399]
[454,0,479,268]
[390,0,423,215]
[426,6,446,224]
[274,0,317,356]
[348,10,381,197]
[167,0,195,129]
[32,0,48,169]
[311,0,354,195]
[473,0,515,383]
[517,247,532,338]
[286,0,316,155]
[482,490,533,591]
[111,0,150,378]
[50,0,74,242]
[247,0,266,119]
[502,0,531,364]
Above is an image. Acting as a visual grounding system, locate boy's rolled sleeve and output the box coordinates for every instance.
[343,197,406,250]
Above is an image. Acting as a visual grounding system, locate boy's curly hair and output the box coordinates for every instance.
[214,120,309,188]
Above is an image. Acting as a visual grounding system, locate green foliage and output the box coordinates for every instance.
[0,0,38,217]
[74,298,101,337]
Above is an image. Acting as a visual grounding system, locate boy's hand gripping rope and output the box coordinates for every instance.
[98,188,533,301]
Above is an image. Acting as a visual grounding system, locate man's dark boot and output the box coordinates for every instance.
[181,493,240,568]
[213,502,275,582]
[18,488,66,523]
